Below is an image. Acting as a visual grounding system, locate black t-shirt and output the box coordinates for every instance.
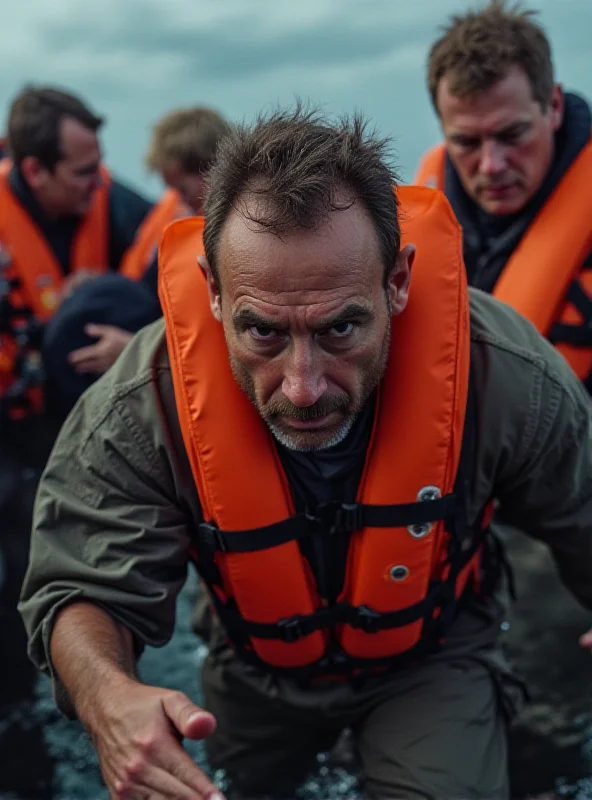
[276,398,375,603]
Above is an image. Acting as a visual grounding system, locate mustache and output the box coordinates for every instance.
[476,177,518,190]
[264,394,350,422]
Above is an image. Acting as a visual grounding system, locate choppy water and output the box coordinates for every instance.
[1,533,592,799]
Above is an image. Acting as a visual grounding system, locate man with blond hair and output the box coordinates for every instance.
[146,106,230,218]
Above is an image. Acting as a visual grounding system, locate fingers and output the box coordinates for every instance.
[68,345,106,374]
[72,359,105,375]
[578,628,592,648]
[85,323,112,337]
[160,742,223,799]
[69,344,101,364]
[102,728,224,800]
[111,762,221,799]
[162,692,216,740]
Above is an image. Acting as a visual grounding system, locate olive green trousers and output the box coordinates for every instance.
[201,610,523,799]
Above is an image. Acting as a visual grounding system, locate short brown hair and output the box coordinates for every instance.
[7,85,103,170]
[145,107,230,175]
[428,0,554,112]
[203,106,400,288]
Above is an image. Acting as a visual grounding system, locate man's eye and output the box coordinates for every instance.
[249,325,277,341]
[327,322,354,337]
[456,139,479,151]
[498,128,527,145]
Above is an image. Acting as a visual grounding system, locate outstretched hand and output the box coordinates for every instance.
[87,677,224,800]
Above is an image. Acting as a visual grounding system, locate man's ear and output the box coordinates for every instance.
[550,83,564,131]
[20,155,47,192]
[387,243,415,316]
[197,255,222,322]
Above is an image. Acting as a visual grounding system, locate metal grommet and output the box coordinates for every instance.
[407,522,432,538]
[417,485,441,502]
[389,565,409,581]
[407,486,441,538]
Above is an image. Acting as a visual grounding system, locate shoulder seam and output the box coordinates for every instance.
[470,328,567,393]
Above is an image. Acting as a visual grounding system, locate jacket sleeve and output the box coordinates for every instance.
[494,350,592,610]
[18,361,192,712]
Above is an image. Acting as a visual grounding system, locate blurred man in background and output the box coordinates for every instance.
[141,106,230,293]
[415,0,592,392]
[43,105,231,414]
[0,84,158,617]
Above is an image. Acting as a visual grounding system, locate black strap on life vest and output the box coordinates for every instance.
[197,494,456,555]
[548,251,592,391]
[191,370,491,677]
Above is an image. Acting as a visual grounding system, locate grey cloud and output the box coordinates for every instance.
[39,5,426,82]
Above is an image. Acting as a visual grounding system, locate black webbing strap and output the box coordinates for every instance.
[213,530,483,645]
[197,494,456,555]
[216,584,448,642]
[549,251,592,348]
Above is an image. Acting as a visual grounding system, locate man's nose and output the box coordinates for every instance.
[281,341,327,407]
[479,139,507,177]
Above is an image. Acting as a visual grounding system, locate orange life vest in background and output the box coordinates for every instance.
[120,187,190,281]
[159,188,489,676]
[0,165,110,417]
[0,164,110,321]
[414,143,446,190]
[414,141,592,388]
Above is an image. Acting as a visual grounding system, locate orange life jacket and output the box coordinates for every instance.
[414,144,447,191]
[0,164,111,417]
[119,188,190,281]
[415,141,592,389]
[159,187,490,676]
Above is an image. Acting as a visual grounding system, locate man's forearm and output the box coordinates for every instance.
[50,600,138,729]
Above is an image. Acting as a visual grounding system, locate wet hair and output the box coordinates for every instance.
[7,84,103,170]
[203,105,400,288]
[145,107,230,175]
[428,0,555,112]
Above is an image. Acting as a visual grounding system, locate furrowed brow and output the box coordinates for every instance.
[313,304,373,331]
[232,308,282,333]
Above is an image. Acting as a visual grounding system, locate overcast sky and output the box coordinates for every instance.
[1,0,590,200]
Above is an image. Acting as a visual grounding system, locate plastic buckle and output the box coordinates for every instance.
[355,605,382,634]
[277,617,304,643]
[198,522,228,553]
[332,503,362,534]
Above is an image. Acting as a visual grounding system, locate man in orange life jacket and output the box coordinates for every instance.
[415,1,592,392]
[0,86,156,617]
[19,109,592,800]
[140,105,231,296]
[0,85,156,430]
[42,106,230,418]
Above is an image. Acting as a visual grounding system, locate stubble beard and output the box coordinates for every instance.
[227,325,391,452]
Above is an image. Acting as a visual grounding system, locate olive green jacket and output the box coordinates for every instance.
[19,289,592,710]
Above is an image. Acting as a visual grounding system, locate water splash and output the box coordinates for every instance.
[2,568,592,799]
